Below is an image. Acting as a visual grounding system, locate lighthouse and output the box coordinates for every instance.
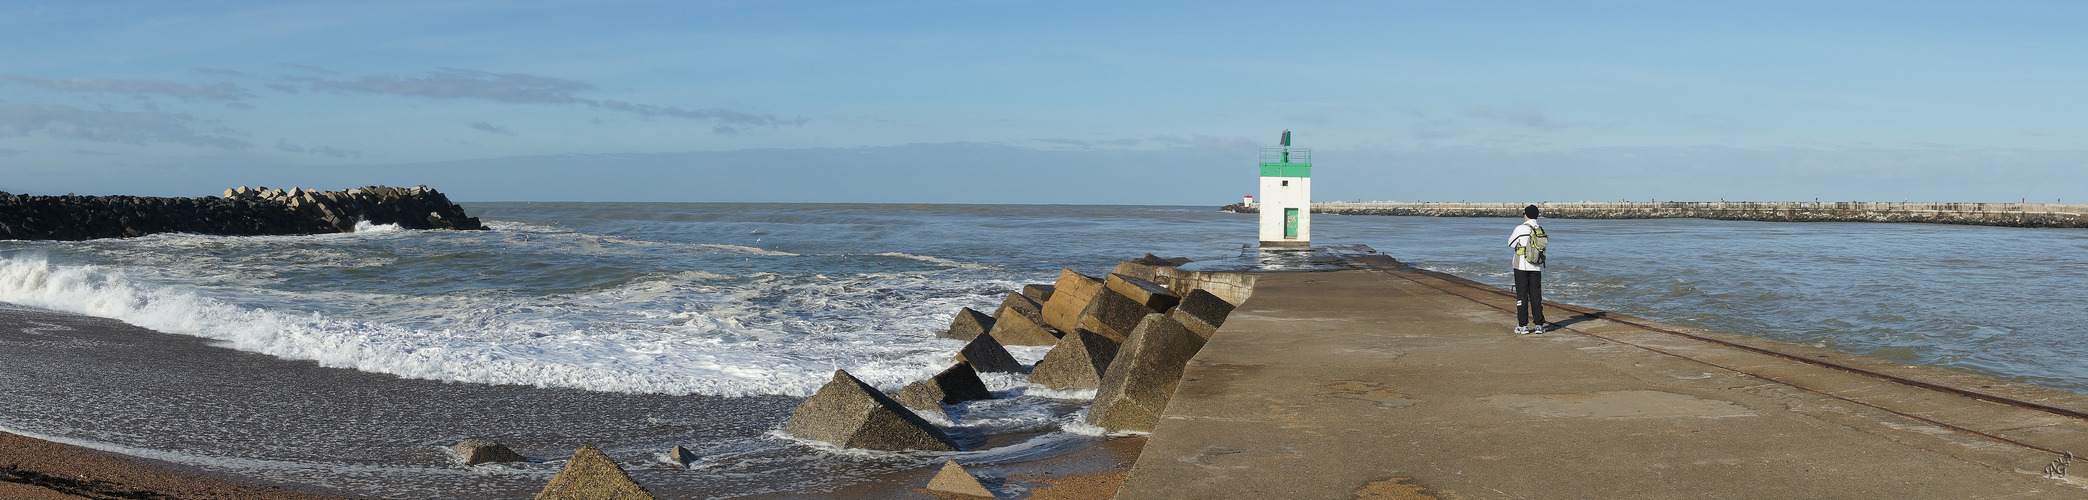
[1258,130,1311,247]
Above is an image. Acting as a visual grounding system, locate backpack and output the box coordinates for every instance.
[1518,225,1547,266]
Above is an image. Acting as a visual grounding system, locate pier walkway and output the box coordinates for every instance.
[1117,255,2088,499]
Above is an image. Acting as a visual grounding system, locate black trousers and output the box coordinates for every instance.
[1514,269,1546,326]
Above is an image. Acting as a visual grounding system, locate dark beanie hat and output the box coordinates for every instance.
[1524,205,1540,218]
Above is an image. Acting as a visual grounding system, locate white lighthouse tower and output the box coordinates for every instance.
[1257,130,1311,247]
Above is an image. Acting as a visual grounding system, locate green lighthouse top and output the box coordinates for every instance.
[1259,130,1310,177]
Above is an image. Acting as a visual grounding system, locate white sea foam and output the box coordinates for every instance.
[0,253,1017,397]
[873,252,994,269]
[352,220,403,232]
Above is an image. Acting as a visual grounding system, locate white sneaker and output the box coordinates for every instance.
[1529,324,1546,334]
[1514,325,1530,334]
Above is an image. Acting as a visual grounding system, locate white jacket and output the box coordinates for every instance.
[1509,219,1544,272]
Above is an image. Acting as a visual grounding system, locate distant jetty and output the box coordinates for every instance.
[1220,200,2088,229]
[0,185,484,241]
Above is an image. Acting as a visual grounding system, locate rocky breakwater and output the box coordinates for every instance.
[0,185,483,241]
[782,253,1246,455]
[1226,200,2088,228]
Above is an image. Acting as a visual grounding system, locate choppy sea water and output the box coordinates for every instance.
[0,203,2083,497]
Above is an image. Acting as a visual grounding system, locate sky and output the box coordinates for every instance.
[2,0,2085,204]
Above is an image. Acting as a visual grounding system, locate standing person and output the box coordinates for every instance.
[1509,205,1547,334]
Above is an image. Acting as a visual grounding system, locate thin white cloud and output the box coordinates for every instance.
[274,138,361,158]
[293,67,807,132]
[0,75,252,101]
[469,121,516,136]
[0,104,250,149]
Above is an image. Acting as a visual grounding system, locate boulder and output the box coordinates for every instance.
[452,439,527,465]
[1138,254,1194,267]
[785,370,959,451]
[1075,287,1159,342]
[895,361,995,411]
[1087,314,1209,432]
[668,445,697,469]
[954,332,1024,373]
[1039,269,1105,333]
[1168,288,1238,339]
[533,444,657,500]
[1020,284,1056,303]
[1105,273,1181,313]
[1027,329,1121,390]
[940,307,996,341]
[926,460,995,497]
[987,292,1059,346]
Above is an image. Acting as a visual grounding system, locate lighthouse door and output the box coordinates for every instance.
[1283,208,1299,238]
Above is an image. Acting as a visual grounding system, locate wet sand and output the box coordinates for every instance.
[0,429,351,499]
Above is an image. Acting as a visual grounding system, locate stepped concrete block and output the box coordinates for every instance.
[954,332,1024,373]
[452,439,527,466]
[1168,288,1237,339]
[895,361,996,411]
[1075,287,1158,342]
[1087,314,1208,432]
[941,307,996,341]
[1040,269,1105,333]
[987,292,1060,346]
[926,460,996,497]
[785,370,959,451]
[532,444,657,500]
[1105,273,1181,313]
[1027,329,1122,390]
[1021,284,1056,303]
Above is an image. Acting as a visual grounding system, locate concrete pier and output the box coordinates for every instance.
[1117,252,2088,499]
[1221,200,2088,228]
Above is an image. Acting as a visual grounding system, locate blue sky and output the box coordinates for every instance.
[2,1,2084,203]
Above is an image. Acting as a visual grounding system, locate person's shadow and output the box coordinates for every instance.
[1547,309,1606,329]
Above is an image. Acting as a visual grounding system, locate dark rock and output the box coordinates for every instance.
[926,460,996,497]
[941,307,995,342]
[1040,269,1105,333]
[1027,329,1122,390]
[785,370,959,451]
[1021,284,1056,303]
[987,292,1060,346]
[452,438,527,466]
[668,445,697,469]
[1075,287,1158,342]
[1169,289,1238,339]
[1105,273,1180,313]
[1087,314,1209,432]
[533,444,657,500]
[895,361,995,411]
[954,332,1024,374]
[0,185,483,241]
[1135,253,1195,267]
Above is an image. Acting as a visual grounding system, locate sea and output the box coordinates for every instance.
[0,203,2084,498]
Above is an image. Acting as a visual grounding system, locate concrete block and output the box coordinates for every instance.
[987,292,1059,346]
[940,307,995,342]
[533,444,656,500]
[896,361,995,411]
[1105,273,1181,313]
[1168,288,1237,339]
[1087,314,1208,432]
[668,445,697,469]
[927,460,995,497]
[452,439,526,465]
[954,331,1024,373]
[1027,329,1122,390]
[1021,284,1056,303]
[1040,269,1105,333]
[785,370,959,451]
[1075,287,1158,342]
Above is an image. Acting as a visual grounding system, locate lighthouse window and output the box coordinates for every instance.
[1282,180,1289,186]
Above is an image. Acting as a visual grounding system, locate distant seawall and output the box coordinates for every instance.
[1220,201,2088,229]
[0,185,484,241]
